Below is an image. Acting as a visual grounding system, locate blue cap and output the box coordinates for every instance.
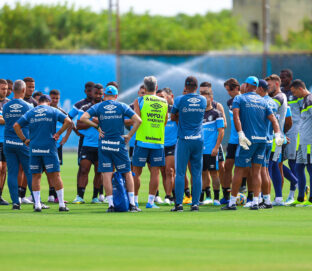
[245,76,259,87]
[104,85,118,95]
[258,79,268,90]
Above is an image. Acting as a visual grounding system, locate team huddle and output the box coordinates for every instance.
[0,68,311,212]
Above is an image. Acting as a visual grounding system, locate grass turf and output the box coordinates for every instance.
[0,152,312,271]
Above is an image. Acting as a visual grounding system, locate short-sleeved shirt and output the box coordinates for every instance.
[127,103,136,148]
[0,98,10,143]
[24,96,38,107]
[299,93,312,145]
[202,108,224,154]
[227,97,239,144]
[68,98,92,119]
[171,93,207,141]
[3,99,33,144]
[78,103,99,148]
[232,92,273,143]
[18,105,67,156]
[165,105,178,147]
[272,92,287,137]
[55,106,68,148]
[263,95,278,142]
[87,100,135,148]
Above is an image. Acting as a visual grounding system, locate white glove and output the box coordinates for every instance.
[275,132,284,146]
[238,131,252,150]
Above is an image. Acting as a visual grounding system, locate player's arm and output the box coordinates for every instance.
[13,123,29,146]
[60,120,73,146]
[217,103,227,128]
[164,110,168,126]
[267,113,283,146]
[53,117,72,141]
[233,107,251,150]
[0,115,5,125]
[76,118,97,130]
[211,127,224,157]
[284,115,292,134]
[133,98,141,117]
[233,108,242,133]
[123,114,142,144]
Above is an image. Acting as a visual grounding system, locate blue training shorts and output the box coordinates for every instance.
[30,153,60,174]
[262,143,273,167]
[235,142,266,168]
[132,145,165,167]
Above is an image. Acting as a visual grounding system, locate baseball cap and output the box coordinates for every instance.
[104,85,118,95]
[185,76,198,87]
[245,76,259,87]
[258,79,268,90]
[39,94,51,102]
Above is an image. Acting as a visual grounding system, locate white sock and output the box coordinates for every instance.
[128,192,135,206]
[275,196,283,203]
[134,195,138,204]
[33,191,41,208]
[148,194,155,205]
[56,188,65,208]
[107,195,114,207]
[252,197,259,205]
[263,194,271,204]
[229,195,237,206]
[288,190,295,198]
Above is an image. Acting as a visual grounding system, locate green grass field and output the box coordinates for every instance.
[1,152,312,271]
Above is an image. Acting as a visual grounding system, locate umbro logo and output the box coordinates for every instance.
[104,105,117,110]
[150,103,162,110]
[9,104,23,110]
[34,108,47,114]
[187,98,200,104]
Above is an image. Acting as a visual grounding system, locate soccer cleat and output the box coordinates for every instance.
[12,203,21,210]
[239,185,247,193]
[221,204,237,210]
[285,197,295,206]
[249,204,259,210]
[59,206,70,212]
[41,203,50,209]
[54,198,68,204]
[72,196,85,204]
[220,198,229,205]
[199,201,204,206]
[190,205,199,212]
[170,204,183,212]
[26,195,34,202]
[287,200,304,207]
[48,196,55,202]
[163,198,171,205]
[34,206,42,212]
[91,198,101,204]
[182,196,192,205]
[0,197,9,205]
[301,200,312,207]
[99,194,105,202]
[203,197,213,205]
[272,200,285,206]
[304,186,310,201]
[129,204,142,212]
[213,200,221,206]
[154,196,164,204]
[21,197,33,204]
[106,206,115,213]
[259,202,273,209]
[243,201,253,208]
[146,202,159,209]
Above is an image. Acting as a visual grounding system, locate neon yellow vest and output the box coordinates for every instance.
[136,95,168,145]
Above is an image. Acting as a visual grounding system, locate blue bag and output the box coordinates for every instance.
[112,172,129,212]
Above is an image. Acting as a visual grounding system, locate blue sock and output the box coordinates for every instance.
[295,163,306,200]
[283,165,298,191]
[288,159,297,175]
[269,160,282,198]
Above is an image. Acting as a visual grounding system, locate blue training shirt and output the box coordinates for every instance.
[232,92,273,143]
[165,105,178,147]
[263,95,278,143]
[227,97,239,144]
[171,93,207,141]
[202,108,224,154]
[18,105,67,156]
[3,99,33,145]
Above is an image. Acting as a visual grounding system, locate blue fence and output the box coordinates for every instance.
[1,52,312,147]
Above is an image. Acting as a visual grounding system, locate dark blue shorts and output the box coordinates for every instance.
[235,143,266,168]
[30,153,60,174]
[132,145,165,167]
[262,143,273,168]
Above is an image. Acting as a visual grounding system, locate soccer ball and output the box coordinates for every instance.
[236,193,247,205]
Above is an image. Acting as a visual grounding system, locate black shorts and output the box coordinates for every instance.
[226,143,238,159]
[203,154,219,171]
[218,145,225,162]
[0,143,5,162]
[57,146,63,165]
[129,146,134,158]
[165,145,175,157]
[80,146,98,164]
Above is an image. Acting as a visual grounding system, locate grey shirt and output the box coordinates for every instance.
[299,93,312,145]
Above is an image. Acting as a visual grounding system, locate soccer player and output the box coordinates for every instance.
[132,76,168,208]
[23,77,38,107]
[74,84,104,204]
[156,88,177,205]
[14,95,71,212]
[265,74,288,206]
[32,91,43,103]
[80,85,142,212]
[200,87,225,206]
[0,79,10,205]
[222,76,283,211]
[2,80,33,210]
[289,80,312,206]
[222,78,241,204]
[171,76,207,212]
[6,79,13,99]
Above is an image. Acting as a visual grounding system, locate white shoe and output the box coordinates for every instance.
[99,194,105,202]
[103,197,109,204]
[27,195,33,202]
[21,197,33,204]
[243,201,253,208]
[154,196,163,204]
[164,198,171,205]
[272,200,285,206]
[285,197,295,206]
[203,198,213,205]
[213,200,221,206]
[48,196,55,203]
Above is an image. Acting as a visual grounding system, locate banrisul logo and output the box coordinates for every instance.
[34,108,47,114]
[104,105,117,111]
[9,104,23,109]
[187,98,200,104]
[150,103,162,110]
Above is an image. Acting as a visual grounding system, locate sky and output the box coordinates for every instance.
[1,0,232,15]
